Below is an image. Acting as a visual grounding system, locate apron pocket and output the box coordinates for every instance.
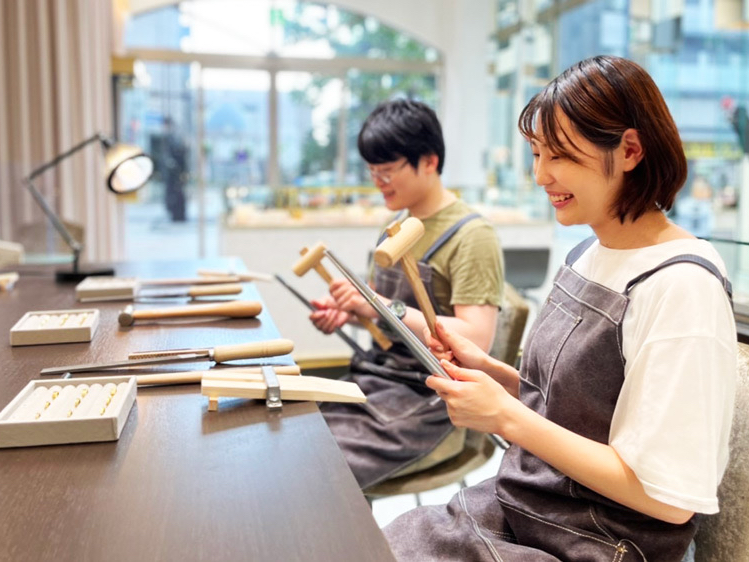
[522,293,582,403]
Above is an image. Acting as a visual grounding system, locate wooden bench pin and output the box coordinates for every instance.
[202,366,366,412]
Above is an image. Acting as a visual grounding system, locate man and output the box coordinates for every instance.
[310,99,504,489]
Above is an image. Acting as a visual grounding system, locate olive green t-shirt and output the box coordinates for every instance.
[375,199,504,316]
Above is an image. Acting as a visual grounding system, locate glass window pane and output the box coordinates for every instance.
[126,0,442,62]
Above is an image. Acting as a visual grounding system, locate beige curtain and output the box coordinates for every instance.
[0,0,120,263]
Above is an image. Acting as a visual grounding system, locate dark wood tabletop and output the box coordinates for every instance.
[0,259,395,562]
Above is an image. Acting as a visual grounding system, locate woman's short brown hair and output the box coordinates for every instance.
[518,55,687,223]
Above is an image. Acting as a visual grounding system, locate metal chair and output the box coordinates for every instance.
[364,283,530,504]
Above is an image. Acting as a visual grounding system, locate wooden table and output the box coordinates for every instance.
[0,260,395,562]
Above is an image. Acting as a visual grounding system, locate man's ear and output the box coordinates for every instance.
[620,129,644,172]
[422,153,440,174]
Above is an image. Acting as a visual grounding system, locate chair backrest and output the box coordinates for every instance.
[502,247,550,292]
[490,282,530,367]
[694,342,749,562]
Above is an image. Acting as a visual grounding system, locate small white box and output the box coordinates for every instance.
[0,376,137,448]
[9,309,100,346]
[75,276,139,301]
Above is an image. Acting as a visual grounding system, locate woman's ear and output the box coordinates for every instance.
[620,128,644,172]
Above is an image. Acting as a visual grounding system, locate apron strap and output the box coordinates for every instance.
[624,254,733,303]
[421,213,482,263]
[565,235,597,265]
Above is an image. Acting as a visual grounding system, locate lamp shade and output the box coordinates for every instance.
[104,143,154,194]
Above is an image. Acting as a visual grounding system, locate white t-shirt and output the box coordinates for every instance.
[572,238,737,514]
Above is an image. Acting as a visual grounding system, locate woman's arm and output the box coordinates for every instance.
[428,363,695,525]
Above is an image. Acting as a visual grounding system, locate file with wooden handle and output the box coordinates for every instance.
[39,339,295,376]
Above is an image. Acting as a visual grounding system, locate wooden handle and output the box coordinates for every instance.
[187,283,243,297]
[136,365,300,386]
[298,244,391,349]
[198,269,274,282]
[213,338,294,363]
[314,263,334,285]
[133,300,262,321]
[140,276,241,286]
[356,314,393,350]
[400,255,438,337]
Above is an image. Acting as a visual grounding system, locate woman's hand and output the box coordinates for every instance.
[329,278,375,318]
[309,296,351,334]
[426,360,514,435]
[425,320,491,372]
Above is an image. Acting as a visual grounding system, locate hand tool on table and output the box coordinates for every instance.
[135,365,301,386]
[374,217,438,338]
[118,300,262,327]
[81,283,243,303]
[274,273,367,357]
[138,275,242,286]
[323,248,450,379]
[292,242,392,350]
[198,268,274,283]
[40,339,295,376]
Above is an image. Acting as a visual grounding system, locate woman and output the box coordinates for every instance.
[383,55,736,561]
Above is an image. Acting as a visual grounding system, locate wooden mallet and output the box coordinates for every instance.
[293,242,392,350]
[373,217,438,338]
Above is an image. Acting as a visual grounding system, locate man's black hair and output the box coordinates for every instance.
[357,99,445,174]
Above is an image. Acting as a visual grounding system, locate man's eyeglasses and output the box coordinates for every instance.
[368,160,409,185]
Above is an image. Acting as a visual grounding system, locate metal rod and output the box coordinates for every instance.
[322,249,449,378]
[40,352,210,376]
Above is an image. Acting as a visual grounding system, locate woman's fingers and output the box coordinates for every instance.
[423,326,446,352]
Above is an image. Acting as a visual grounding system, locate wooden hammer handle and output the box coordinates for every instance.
[355,314,392,350]
[213,339,294,362]
[187,283,243,297]
[315,262,392,350]
[133,300,262,321]
[314,263,334,285]
[399,255,438,338]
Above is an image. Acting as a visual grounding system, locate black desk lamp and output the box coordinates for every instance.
[22,133,154,283]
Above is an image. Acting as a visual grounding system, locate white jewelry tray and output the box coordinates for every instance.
[9,309,100,346]
[75,276,139,301]
[0,376,136,448]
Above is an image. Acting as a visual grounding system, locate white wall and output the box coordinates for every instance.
[127,0,494,190]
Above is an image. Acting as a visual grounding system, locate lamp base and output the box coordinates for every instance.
[55,267,115,284]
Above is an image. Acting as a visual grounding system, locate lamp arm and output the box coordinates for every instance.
[25,133,104,181]
[22,177,82,254]
[21,134,105,258]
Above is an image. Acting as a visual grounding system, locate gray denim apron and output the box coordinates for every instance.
[320,213,482,490]
[384,237,732,561]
